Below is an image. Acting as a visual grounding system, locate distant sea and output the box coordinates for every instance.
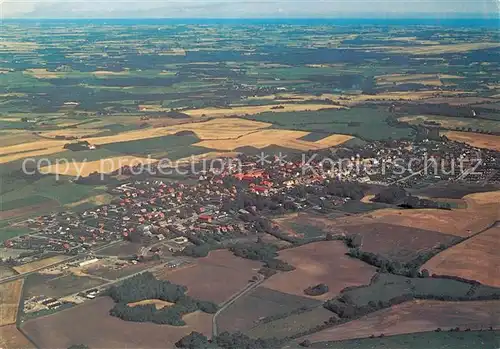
[3,18,499,28]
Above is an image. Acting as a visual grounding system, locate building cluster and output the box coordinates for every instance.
[3,139,498,260]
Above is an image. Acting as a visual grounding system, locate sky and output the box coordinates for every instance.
[1,0,498,19]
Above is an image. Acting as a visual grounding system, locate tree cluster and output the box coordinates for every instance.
[230,243,295,273]
[304,284,329,297]
[175,331,282,349]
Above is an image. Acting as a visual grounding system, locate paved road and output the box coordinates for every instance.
[212,273,265,337]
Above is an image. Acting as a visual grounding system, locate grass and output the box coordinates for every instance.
[0,227,33,243]
[309,330,500,349]
[246,108,415,141]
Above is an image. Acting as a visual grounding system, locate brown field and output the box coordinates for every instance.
[39,156,159,177]
[0,130,40,147]
[0,279,24,326]
[301,300,500,343]
[262,241,377,300]
[218,286,322,333]
[422,227,500,287]
[127,299,173,309]
[22,297,213,349]
[334,223,459,263]
[24,68,62,79]
[92,70,129,76]
[13,255,70,274]
[39,128,104,139]
[0,266,17,278]
[444,131,500,151]
[155,250,263,304]
[0,325,35,349]
[183,103,344,118]
[400,116,500,133]
[195,129,352,151]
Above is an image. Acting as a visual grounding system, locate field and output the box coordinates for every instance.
[217,286,322,333]
[22,297,213,349]
[300,300,500,343]
[128,299,173,309]
[13,255,71,274]
[262,241,377,300]
[155,250,263,304]
[39,156,159,177]
[335,223,460,263]
[245,306,334,339]
[0,279,24,326]
[0,325,35,349]
[444,131,500,151]
[422,226,500,287]
[183,103,344,118]
[399,115,500,133]
[304,331,500,349]
[375,73,463,87]
[23,273,107,299]
[195,129,353,152]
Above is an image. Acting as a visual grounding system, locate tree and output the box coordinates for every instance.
[68,345,89,349]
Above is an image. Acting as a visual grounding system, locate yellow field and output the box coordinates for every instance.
[39,128,104,139]
[0,41,39,51]
[128,299,173,309]
[0,280,24,326]
[176,151,241,164]
[444,131,500,151]
[24,68,62,79]
[195,129,353,151]
[0,139,67,164]
[92,70,129,76]
[40,156,159,177]
[65,194,114,208]
[183,103,344,118]
[13,255,70,274]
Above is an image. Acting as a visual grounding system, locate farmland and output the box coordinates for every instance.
[155,250,263,304]
[0,279,24,326]
[300,300,500,343]
[217,286,322,333]
[422,227,500,287]
[0,325,35,349]
[262,241,377,300]
[444,131,500,151]
[13,255,70,274]
[22,297,213,349]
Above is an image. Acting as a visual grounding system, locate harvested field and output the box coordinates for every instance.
[13,255,70,274]
[24,273,107,299]
[0,265,17,278]
[444,131,500,151]
[39,156,159,177]
[195,129,352,151]
[39,128,104,139]
[0,325,35,349]
[184,103,344,118]
[245,306,335,339]
[84,259,163,281]
[0,140,66,164]
[22,297,213,349]
[64,194,113,208]
[128,299,173,309]
[301,300,500,343]
[0,279,24,326]
[336,223,460,263]
[262,241,377,300]
[218,287,322,333]
[156,250,263,304]
[400,116,500,132]
[422,227,500,287]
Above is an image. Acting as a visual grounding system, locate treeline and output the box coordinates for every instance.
[175,331,282,349]
[373,186,451,210]
[105,273,218,326]
[229,242,295,274]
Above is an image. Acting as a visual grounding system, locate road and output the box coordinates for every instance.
[212,273,265,337]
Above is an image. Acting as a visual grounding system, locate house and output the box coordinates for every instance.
[198,214,213,223]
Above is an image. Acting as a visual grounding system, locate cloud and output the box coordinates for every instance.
[1,0,498,18]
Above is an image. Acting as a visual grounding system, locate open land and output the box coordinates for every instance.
[262,241,377,300]
[0,279,24,326]
[13,255,71,274]
[444,131,500,151]
[301,300,500,343]
[0,325,35,349]
[22,297,213,349]
[155,250,263,304]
